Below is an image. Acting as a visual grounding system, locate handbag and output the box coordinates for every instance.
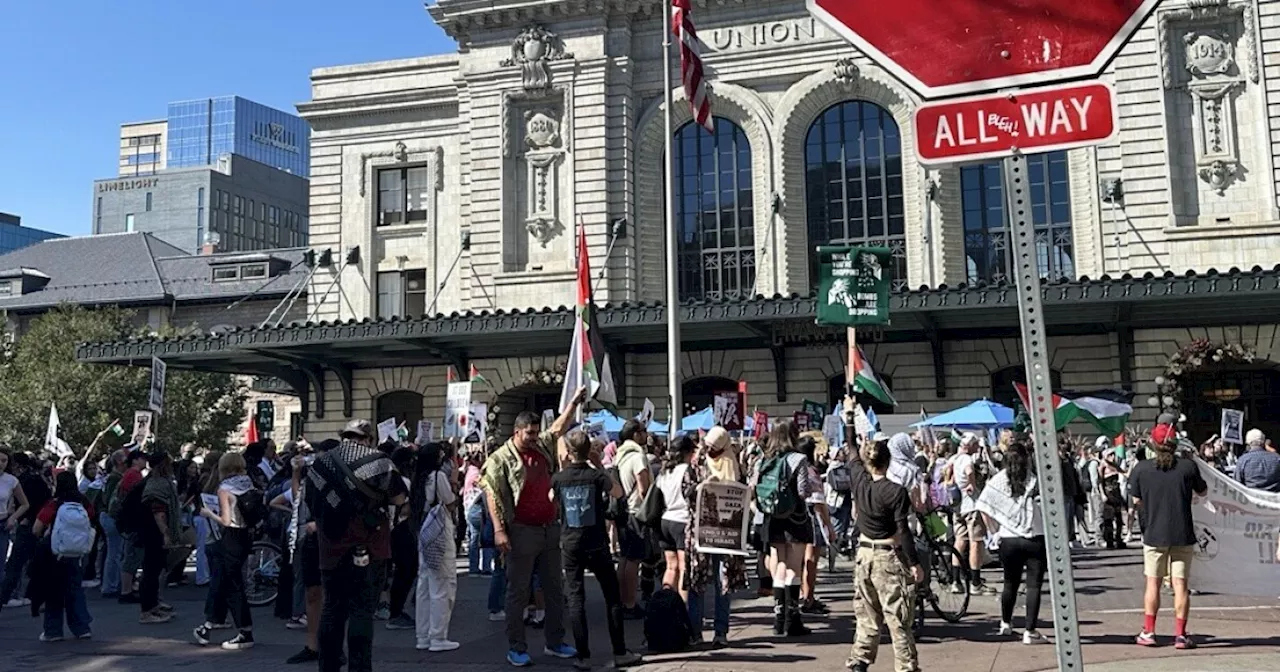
[633,480,666,528]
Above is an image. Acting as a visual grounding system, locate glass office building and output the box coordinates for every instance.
[167,97,310,177]
[0,214,65,254]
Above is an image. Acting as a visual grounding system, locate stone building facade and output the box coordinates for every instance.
[81,0,1280,445]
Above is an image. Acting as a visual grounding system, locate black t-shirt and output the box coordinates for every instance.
[19,472,52,524]
[551,463,613,554]
[847,458,919,566]
[1128,457,1208,548]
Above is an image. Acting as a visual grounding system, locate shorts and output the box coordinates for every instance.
[953,511,987,544]
[767,514,814,545]
[810,510,829,549]
[619,516,649,561]
[1143,544,1194,580]
[299,533,322,588]
[122,533,144,574]
[658,519,687,552]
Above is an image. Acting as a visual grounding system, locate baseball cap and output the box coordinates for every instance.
[340,419,374,441]
[1150,423,1178,446]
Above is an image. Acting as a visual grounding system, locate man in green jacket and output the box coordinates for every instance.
[481,386,586,667]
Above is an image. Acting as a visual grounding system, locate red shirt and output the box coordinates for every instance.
[36,499,95,528]
[513,449,556,526]
[118,468,143,498]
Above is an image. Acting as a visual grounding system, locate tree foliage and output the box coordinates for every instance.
[0,304,247,455]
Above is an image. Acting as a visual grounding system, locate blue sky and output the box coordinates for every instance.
[0,1,454,236]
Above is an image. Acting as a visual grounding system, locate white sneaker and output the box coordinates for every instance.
[4,598,24,608]
[488,612,505,622]
[81,580,101,589]
[429,640,461,652]
[1023,630,1049,645]
[997,622,1013,636]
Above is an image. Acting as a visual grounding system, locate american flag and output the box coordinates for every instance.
[671,0,712,133]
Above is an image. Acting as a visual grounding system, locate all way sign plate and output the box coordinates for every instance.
[912,82,1117,166]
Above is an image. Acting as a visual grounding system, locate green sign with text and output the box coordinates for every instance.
[815,246,891,326]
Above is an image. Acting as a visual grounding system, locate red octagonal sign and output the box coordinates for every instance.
[807,0,1162,99]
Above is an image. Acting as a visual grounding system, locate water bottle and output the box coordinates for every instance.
[353,546,370,568]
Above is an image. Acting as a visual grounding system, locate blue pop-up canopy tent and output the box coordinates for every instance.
[584,409,667,436]
[911,399,1015,429]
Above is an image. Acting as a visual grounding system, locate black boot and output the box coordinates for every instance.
[786,585,811,636]
[772,587,786,635]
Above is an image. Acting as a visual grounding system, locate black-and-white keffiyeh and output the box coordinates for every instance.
[307,439,395,537]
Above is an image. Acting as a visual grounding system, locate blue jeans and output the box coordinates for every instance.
[100,514,123,596]
[467,521,495,574]
[688,555,732,638]
[44,558,92,638]
[193,516,211,585]
[488,562,507,614]
[0,523,36,604]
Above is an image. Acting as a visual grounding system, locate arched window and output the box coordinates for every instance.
[961,151,1074,284]
[805,101,907,291]
[990,366,1063,411]
[375,390,423,442]
[683,376,738,418]
[675,118,756,302]
[827,373,896,417]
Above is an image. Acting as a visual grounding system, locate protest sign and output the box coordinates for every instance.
[815,246,892,326]
[1190,457,1280,597]
[1220,408,1244,445]
[416,420,434,443]
[793,412,811,432]
[132,410,154,445]
[376,418,398,445]
[444,382,472,438]
[638,398,656,425]
[694,480,751,556]
[200,493,220,515]
[751,410,769,439]
[713,391,743,431]
[467,402,488,444]
[149,356,167,415]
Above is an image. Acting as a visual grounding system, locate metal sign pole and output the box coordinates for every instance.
[1002,153,1083,672]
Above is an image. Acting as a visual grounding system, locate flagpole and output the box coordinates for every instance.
[663,0,683,429]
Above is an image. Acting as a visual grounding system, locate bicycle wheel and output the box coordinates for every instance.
[925,542,969,623]
[244,540,282,607]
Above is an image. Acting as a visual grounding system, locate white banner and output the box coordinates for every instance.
[416,420,434,444]
[693,481,751,556]
[444,382,472,439]
[1191,457,1280,597]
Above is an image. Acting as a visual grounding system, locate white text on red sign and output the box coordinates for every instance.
[911,82,1117,165]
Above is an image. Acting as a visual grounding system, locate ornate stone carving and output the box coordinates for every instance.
[831,58,860,85]
[1198,159,1238,195]
[500,24,573,92]
[502,88,572,158]
[358,143,442,197]
[524,151,563,248]
[1184,30,1234,78]
[393,140,408,163]
[523,110,561,150]
[1158,1,1257,89]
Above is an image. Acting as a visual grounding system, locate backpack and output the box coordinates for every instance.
[827,463,853,493]
[643,587,691,653]
[754,455,799,518]
[603,466,628,522]
[236,487,268,529]
[51,502,95,558]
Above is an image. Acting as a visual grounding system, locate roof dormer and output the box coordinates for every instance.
[0,267,51,298]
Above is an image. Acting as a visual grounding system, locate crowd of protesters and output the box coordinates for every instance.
[3,397,1280,672]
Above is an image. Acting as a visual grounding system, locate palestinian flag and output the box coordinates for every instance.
[1014,383,1134,436]
[469,363,491,388]
[446,365,459,384]
[849,343,897,407]
[108,419,126,437]
[559,221,618,413]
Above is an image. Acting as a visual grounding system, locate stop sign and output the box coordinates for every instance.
[807,0,1162,99]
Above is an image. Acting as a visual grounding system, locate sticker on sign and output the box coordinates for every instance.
[912,82,1117,166]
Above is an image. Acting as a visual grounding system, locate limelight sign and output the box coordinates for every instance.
[251,122,299,153]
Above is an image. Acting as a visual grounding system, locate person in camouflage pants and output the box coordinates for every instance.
[848,545,919,672]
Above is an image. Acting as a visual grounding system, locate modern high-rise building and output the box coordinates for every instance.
[166,97,310,177]
[99,96,311,253]
[118,120,167,176]
[0,212,65,254]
